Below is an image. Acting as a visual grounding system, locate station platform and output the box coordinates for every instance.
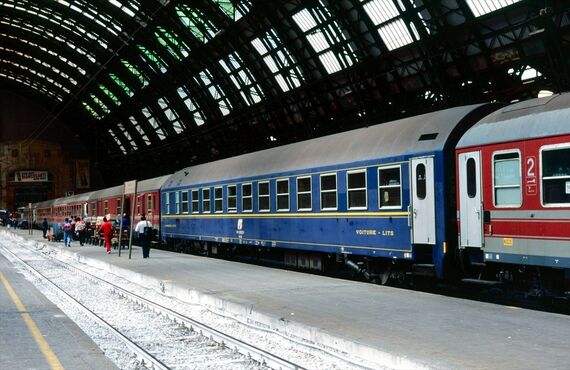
[2,227,570,369]
[0,244,117,370]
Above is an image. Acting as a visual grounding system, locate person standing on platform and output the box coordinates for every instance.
[42,218,49,239]
[135,215,152,258]
[62,218,72,247]
[75,217,86,246]
[98,217,113,254]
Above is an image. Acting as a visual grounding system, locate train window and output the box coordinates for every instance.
[147,195,153,215]
[175,192,181,214]
[91,202,96,216]
[181,191,189,213]
[136,197,141,215]
[104,200,109,216]
[467,158,477,198]
[242,184,252,212]
[320,173,337,210]
[297,177,312,211]
[191,190,199,213]
[214,187,223,213]
[378,166,402,208]
[416,164,426,200]
[164,193,171,214]
[202,188,211,213]
[541,146,570,206]
[347,170,367,210]
[228,185,237,212]
[276,179,290,211]
[116,198,122,216]
[493,152,521,207]
[258,182,270,212]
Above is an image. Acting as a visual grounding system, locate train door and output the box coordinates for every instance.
[410,157,436,244]
[458,151,483,248]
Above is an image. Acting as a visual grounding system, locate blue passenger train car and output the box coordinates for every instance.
[161,104,497,279]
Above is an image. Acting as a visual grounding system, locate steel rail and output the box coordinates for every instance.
[0,245,170,370]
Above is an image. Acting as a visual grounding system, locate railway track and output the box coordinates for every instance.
[0,243,306,370]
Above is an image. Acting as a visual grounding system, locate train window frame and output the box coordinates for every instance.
[258,181,270,212]
[276,178,290,212]
[104,200,109,216]
[136,196,141,215]
[347,169,368,210]
[540,143,570,207]
[320,173,338,211]
[492,149,522,208]
[296,176,312,211]
[164,193,170,214]
[116,198,122,216]
[175,192,181,214]
[242,183,253,213]
[378,165,402,209]
[227,185,237,213]
[147,194,153,215]
[181,191,189,214]
[214,187,223,213]
[202,188,211,213]
[191,189,199,213]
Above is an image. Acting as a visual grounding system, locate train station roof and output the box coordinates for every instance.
[1,0,569,182]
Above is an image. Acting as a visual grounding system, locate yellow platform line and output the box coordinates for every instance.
[0,271,64,370]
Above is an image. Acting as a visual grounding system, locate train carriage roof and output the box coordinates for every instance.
[165,104,489,188]
[457,93,570,148]
[53,192,94,206]
[87,175,171,201]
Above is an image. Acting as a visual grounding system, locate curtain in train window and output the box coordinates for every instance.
[493,152,521,206]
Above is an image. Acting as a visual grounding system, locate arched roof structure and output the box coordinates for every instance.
[1,0,569,182]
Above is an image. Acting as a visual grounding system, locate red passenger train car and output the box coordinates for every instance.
[456,93,570,288]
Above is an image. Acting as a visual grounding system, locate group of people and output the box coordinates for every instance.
[42,215,153,258]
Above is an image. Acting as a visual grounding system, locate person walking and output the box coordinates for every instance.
[62,218,72,247]
[98,217,113,254]
[75,217,86,246]
[42,218,49,239]
[134,215,152,258]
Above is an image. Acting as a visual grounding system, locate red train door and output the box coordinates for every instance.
[458,151,483,248]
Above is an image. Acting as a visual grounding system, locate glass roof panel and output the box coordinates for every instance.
[1,71,63,101]
[99,84,121,106]
[121,59,149,87]
[1,57,70,93]
[108,129,127,154]
[361,0,419,51]
[175,5,218,43]
[109,73,134,97]
[129,115,150,145]
[157,97,185,134]
[251,29,304,92]
[142,107,166,140]
[218,52,264,106]
[194,69,233,116]
[107,0,139,18]
[213,0,252,21]
[465,0,521,17]
[176,87,206,126]
[292,3,358,74]
[90,93,110,114]
[117,122,137,151]
[137,45,168,74]
[82,101,100,119]
[155,27,190,60]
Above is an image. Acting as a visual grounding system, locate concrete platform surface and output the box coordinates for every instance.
[0,251,118,370]
[4,227,570,369]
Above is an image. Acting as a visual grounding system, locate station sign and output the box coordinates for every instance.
[14,171,48,182]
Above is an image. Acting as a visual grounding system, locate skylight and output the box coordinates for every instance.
[157,97,185,134]
[292,3,358,74]
[155,27,190,61]
[137,45,168,74]
[99,84,121,106]
[109,129,127,154]
[109,73,134,97]
[117,122,137,151]
[121,59,149,87]
[465,0,521,17]
[1,71,63,101]
[90,93,110,114]
[194,69,233,116]
[251,28,304,92]
[142,107,166,140]
[175,5,218,43]
[213,0,252,21]
[82,101,100,119]
[218,52,264,106]
[176,87,206,126]
[129,115,150,145]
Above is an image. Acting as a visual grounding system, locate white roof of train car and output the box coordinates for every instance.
[165,104,489,188]
[457,92,570,148]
